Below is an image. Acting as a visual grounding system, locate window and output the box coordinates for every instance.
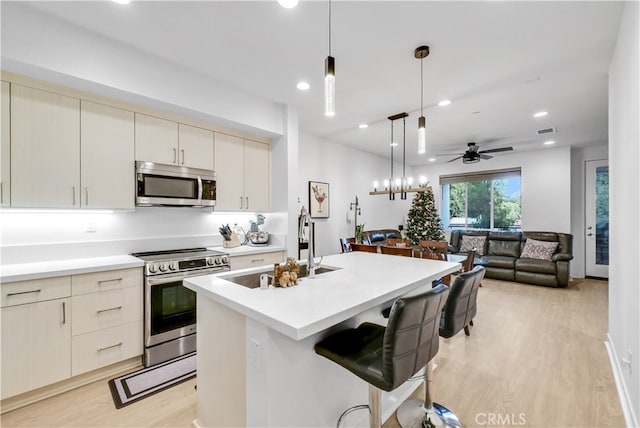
[440,168,521,231]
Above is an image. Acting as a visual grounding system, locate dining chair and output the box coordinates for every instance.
[339,237,355,253]
[380,245,413,257]
[386,238,411,248]
[419,240,449,261]
[462,248,477,272]
[440,266,485,338]
[350,243,379,253]
[419,242,451,285]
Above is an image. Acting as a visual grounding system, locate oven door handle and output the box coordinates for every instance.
[146,268,229,286]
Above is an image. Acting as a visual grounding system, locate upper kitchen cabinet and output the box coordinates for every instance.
[135,114,214,171]
[1,81,10,207]
[178,124,214,171]
[81,101,135,210]
[215,133,270,212]
[11,84,80,208]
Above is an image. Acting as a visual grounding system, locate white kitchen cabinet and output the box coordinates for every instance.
[70,267,143,376]
[135,114,213,170]
[1,277,72,399]
[81,101,135,210]
[10,84,80,208]
[215,133,270,211]
[178,124,214,171]
[1,81,10,207]
[229,251,285,271]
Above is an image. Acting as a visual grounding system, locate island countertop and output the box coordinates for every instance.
[184,251,460,341]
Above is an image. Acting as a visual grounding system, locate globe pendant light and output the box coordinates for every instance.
[415,46,430,154]
[324,0,335,116]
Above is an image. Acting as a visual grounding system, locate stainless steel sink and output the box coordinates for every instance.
[223,265,340,289]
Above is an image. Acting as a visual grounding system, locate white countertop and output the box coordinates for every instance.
[209,244,285,256]
[0,255,144,283]
[184,252,460,341]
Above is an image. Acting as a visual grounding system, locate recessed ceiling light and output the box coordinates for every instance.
[544,140,556,145]
[533,111,548,118]
[296,81,310,91]
[428,158,436,162]
[358,124,368,129]
[112,0,130,4]
[438,99,451,107]
[278,0,299,8]
[390,142,398,147]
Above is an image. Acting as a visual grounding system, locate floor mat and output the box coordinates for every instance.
[108,352,196,409]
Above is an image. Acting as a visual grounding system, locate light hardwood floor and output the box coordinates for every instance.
[1,278,624,427]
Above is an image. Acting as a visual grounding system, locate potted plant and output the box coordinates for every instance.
[355,224,365,244]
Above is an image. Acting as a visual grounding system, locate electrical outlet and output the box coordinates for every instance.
[622,350,632,371]
[85,222,97,233]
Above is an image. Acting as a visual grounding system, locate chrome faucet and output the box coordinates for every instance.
[299,207,316,278]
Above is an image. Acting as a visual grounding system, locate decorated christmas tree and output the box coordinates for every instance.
[406,187,445,244]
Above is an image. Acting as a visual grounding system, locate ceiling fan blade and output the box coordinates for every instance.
[435,152,463,157]
[480,154,493,160]
[478,146,513,154]
[447,156,463,163]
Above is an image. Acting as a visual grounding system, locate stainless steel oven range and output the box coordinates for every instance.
[131,248,230,367]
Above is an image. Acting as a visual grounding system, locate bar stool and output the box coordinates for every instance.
[314,284,459,428]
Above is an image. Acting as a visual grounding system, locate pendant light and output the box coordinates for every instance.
[415,46,430,155]
[324,0,335,116]
[388,112,409,200]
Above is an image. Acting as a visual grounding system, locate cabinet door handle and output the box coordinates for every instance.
[62,302,66,324]
[97,305,122,314]
[245,197,249,210]
[181,149,185,165]
[72,187,76,206]
[97,342,123,352]
[1,181,3,204]
[173,148,177,164]
[251,258,264,263]
[240,196,244,210]
[7,289,42,297]
[85,187,89,206]
[97,278,123,285]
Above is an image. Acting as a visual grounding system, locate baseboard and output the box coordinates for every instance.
[0,356,141,414]
[605,334,639,427]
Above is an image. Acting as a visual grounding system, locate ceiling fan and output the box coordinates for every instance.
[446,142,513,164]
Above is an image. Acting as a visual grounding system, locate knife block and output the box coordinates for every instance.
[223,232,241,248]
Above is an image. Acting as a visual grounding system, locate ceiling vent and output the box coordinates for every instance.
[537,126,557,135]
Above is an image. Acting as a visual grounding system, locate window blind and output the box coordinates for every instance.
[439,167,521,185]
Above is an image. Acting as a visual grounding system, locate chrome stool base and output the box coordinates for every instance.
[396,399,463,428]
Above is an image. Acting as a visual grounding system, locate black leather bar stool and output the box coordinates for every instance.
[314,284,453,428]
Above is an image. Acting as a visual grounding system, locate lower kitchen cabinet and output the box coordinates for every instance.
[71,320,142,376]
[1,297,71,399]
[0,267,143,400]
[230,251,285,271]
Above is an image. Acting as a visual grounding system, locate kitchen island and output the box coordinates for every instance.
[184,251,460,427]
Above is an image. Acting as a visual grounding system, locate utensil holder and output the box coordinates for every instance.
[223,232,241,248]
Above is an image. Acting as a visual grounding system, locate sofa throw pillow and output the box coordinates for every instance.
[459,236,486,256]
[520,238,558,261]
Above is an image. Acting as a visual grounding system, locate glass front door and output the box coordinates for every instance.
[585,160,609,278]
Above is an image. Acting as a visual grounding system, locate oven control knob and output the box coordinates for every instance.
[206,257,215,266]
[214,257,222,265]
[221,255,229,264]
[159,262,168,272]
[169,261,178,271]
[148,264,158,274]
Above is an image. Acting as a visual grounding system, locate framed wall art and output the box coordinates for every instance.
[309,181,330,218]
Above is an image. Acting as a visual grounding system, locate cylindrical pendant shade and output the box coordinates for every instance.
[418,116,426,154]
[324,56,335,117]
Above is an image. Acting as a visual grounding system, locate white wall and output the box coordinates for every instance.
[298,132,414,256]
[570,144,608,279]
[416,146,572,233]
[0,2,283,138]
[607,2,639,425]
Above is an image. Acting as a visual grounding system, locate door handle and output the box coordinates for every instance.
[62,301,66,324]
[85,187,89,206]
[245,197,249,210]
[587,233,593,237]
[173,148,177,164]
[181,149,185,165]
[240,196,244,210]
[72,187,76,206]
[587,226,593,230]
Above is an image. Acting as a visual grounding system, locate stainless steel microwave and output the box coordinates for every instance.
[136,161,216,207]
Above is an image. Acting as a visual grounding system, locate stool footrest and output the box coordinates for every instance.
[396,399,463,428]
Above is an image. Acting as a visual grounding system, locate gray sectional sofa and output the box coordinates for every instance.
[448,230,573,287]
